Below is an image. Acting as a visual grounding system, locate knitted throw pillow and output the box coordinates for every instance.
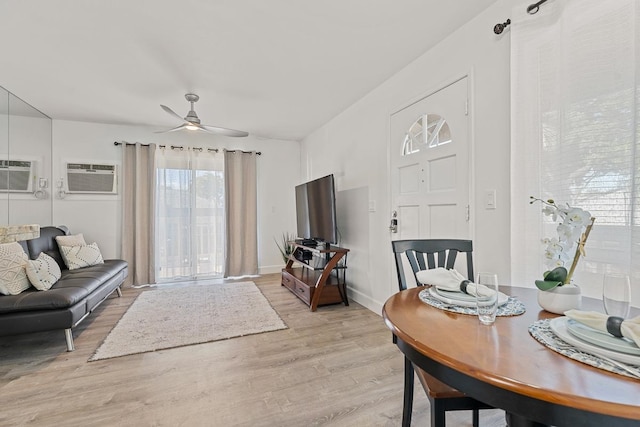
[59,243,104,271]
[26,252,62,291]
[0,242,30,295]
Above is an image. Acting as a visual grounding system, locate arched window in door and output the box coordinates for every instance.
[401,113,452,155]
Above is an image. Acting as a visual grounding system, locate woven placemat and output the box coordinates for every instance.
[418,288,526,316]
[529,319,640,379]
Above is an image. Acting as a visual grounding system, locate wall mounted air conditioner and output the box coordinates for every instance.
[0,160,35,192]
[66,163,117,194]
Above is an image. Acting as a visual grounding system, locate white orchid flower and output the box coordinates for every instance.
[565,207,591,227]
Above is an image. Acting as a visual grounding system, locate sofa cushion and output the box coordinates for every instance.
[26,253,62,291]
[60,243,104,270]
[0,242,30,296]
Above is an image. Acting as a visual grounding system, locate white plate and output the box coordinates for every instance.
[428,287,509,308]
[435,288,477,302]
[566,319,640,356]
[549,317,640,365]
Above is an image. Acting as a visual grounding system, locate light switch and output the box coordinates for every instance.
[368,200,376,212]
[485,190,497,209]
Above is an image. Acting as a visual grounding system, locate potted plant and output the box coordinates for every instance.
[530,197,596,314]
[274,232,296,264]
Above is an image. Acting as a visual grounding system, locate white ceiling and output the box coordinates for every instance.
[0,0,497,141]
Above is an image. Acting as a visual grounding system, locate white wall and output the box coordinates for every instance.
[52,119,299,273]
[301,0,516,313]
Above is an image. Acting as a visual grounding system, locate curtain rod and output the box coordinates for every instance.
[493,0,549,34]
[113,141,261,155]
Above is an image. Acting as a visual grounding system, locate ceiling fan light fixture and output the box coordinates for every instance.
[157,93,249,137]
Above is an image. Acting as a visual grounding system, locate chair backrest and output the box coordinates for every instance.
[391,239,474,291]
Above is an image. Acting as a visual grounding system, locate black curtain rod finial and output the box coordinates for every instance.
[493,18,511,34]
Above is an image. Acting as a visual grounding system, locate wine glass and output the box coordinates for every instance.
[603,274,631,318]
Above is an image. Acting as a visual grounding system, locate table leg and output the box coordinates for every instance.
[402,356,414,427]
[505,412,550,427]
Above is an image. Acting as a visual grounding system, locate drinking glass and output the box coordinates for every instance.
[476,272,499,325]
[603,274,631,318]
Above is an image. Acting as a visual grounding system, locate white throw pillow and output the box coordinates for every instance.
[56,234,87,267]
[0,242,30,295]
[60,243,104,270]
[26,252,62,291]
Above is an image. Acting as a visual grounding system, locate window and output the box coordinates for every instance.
[155,148,225,281]
[402,114,451,155]
[511,0,639,300]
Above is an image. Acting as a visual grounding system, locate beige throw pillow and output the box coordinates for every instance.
[56,234,87,268]
[0,242,30,295]
[60,243,104,271]
[55,233,86,247]
[26,252,62,291]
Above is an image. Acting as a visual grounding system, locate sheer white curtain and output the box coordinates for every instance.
[511,0,640,302]
[155,147,225,281]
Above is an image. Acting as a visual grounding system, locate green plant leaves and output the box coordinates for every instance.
[534,266,568,291]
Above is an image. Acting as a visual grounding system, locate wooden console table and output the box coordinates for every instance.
[281,242,349,311]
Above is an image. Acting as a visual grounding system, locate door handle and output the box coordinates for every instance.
[389,211,398,233]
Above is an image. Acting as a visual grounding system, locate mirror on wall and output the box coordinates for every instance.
[0,85,52,226]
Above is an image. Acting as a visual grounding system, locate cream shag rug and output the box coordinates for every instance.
[90,281,287,361]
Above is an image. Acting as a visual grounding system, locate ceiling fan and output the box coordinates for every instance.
[157,93,249,137]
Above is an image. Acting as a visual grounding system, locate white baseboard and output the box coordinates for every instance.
[347,287,384,316]
[259,265,285,275]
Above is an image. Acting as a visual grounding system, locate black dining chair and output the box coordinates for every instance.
[391,239,493,427]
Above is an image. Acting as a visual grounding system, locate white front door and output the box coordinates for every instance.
[389,77,471,287]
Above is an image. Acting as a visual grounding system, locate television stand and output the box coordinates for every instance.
[281,242,349,311]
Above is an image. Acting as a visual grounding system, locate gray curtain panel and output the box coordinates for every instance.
[224,150,258,277]
[121,142,157,286]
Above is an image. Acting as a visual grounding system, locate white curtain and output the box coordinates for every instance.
[155,147,225,280]
[121,142,157,286]
[224,150,258,277]
[510,0,640,301]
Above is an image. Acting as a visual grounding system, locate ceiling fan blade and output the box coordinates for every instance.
[160,104,186,122]
[154,123,190,133]
[202,124,249,138]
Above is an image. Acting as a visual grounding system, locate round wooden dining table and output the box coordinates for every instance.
[382,286,640,426]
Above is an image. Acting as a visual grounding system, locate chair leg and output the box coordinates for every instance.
[472,408,479,427]
[402,356,414,427]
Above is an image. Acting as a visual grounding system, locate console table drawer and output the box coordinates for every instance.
[293,281,311,303]
[281,269,312,304]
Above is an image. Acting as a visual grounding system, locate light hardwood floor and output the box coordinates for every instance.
[0,274,505,426]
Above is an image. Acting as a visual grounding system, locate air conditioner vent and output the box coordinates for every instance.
[0,160,34,192]
[66,163,117,194]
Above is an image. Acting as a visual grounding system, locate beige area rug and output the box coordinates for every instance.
[90,281,287,361]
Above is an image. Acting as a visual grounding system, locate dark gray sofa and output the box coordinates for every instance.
[0,226,128,351]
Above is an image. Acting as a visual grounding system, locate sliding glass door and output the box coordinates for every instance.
[155,148,225,281]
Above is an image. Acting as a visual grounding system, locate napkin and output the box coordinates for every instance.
[415,267,496,298]
[565,310,640,348]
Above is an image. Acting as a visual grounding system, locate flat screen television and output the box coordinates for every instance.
[295,174,338,245]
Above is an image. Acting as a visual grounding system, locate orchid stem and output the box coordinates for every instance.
[565,217,596,284]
